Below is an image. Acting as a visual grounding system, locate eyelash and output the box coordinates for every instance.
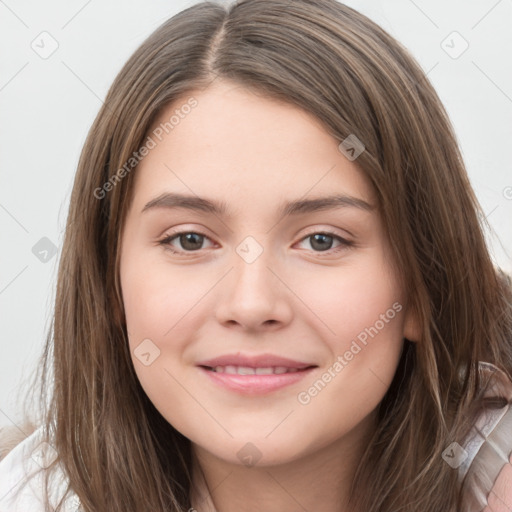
[158,229,354,257]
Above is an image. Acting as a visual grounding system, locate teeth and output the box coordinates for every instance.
[238,366,256,375]
[255,367,273,375]
[209,365,302,375]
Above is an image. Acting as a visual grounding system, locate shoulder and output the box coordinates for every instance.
[0,425,81,512]
[460,363,512,511]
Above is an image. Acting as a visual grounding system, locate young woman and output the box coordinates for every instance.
[1,1,511,511]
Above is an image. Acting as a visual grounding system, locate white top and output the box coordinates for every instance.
[0,426,80,512]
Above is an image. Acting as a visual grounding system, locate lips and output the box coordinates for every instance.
[196,353,317,394]
[197,353,316,372]
[207,365,301,375]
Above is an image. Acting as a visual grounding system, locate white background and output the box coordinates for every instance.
[1,0,511,430]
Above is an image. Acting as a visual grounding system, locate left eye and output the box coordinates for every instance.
[296,232,352,253]
[158,231,352,254]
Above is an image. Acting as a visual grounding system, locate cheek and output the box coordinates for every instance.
[293,254,405,412]
[120,255,219,433]
[121,253,213,345]
[293,307,405,458]
[291,253,404,350]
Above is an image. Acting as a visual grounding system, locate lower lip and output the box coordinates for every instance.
[198,366,316,395]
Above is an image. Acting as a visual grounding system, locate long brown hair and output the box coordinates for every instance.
[9,0,512,510]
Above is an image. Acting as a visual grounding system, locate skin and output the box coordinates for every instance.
[119,78,420,512]
[485,455,512,512]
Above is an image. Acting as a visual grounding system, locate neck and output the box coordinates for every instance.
[189,413,376,512]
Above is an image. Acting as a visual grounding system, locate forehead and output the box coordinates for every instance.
[131,79,375,217]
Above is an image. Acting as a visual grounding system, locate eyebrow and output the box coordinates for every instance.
[141,192,374,217]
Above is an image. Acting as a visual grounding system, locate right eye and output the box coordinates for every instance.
[158,231,216,254]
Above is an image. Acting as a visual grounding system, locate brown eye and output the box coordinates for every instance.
[297,231,353,254]
[309,233,335,251]
[159,231,214,253]
[176,233,205,251]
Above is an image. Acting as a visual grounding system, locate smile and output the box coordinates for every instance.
[198,364,316,394]
[205,365,302,375]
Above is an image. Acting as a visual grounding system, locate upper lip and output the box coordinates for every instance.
[197,353,316,369]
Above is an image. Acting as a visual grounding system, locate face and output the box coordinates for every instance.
[119,78,419,468]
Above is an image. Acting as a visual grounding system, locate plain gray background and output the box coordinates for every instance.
[1,0,511,430]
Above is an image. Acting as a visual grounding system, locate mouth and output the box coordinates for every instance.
[200,365,315,375]
[196,354,318,394]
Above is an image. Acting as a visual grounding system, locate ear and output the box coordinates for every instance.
[403,304,421,343]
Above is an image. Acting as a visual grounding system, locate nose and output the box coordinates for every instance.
[215,241,294,332]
